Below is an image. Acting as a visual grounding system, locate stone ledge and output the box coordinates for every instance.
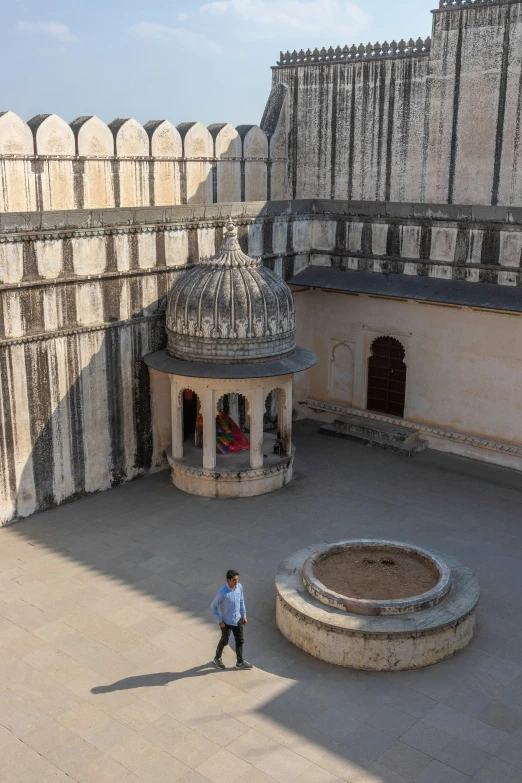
[304,399,522,457]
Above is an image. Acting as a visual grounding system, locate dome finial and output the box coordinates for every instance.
[225,214,236,236]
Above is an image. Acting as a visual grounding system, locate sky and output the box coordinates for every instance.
[2,0,436,129]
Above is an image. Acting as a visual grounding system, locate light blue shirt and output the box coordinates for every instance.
[211,583,246,626]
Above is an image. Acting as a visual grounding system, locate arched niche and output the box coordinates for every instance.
[144,120,182,158]
[108,118,148,157]
[27,114,74,156]
[70,116,114,157]
[367,336,407,418]
[330,342,354,405]
[0,112,33,154]
[177,122,213,159]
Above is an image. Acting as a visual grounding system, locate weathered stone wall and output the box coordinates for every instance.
[272,48,431,202]
[2,198,522,524]
[0,201,301,525]
[0,114,288,213]
[305,200,522,286]
[271,0,522,206]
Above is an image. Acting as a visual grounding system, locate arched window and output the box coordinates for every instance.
[367,337,406,417]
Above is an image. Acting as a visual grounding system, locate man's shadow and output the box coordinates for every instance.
[91,662,220,694]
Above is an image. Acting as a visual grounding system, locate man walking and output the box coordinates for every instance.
[211,570,253,670]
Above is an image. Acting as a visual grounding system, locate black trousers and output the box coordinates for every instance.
[216,622,244,662]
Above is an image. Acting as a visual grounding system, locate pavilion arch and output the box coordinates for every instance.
[216,391,250,430]
[263,386,285,431]
[262,381,292,456]
[177,387,200,446]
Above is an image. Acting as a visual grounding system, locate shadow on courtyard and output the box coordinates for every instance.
[4,412,522,779]
[91,663,219,693]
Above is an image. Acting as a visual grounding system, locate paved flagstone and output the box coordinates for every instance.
[1,420,522,783]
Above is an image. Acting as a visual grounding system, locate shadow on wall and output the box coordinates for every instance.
[0,296,167,527]
[0,205,286,527]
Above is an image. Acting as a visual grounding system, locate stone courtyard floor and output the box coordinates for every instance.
[1,420,522,783]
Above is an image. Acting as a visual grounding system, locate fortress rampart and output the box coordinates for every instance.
[3,0,522,525]
[2,198,522,524]
[271,0,522,206]
[0,115,288,213]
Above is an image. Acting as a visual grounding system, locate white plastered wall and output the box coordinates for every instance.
[293,289,522,453]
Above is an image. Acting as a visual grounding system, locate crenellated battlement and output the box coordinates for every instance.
[438,0,516,9]
[0,112,289,212]
[276,38,431,68]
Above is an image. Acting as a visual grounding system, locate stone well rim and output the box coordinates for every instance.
[302,539,452,616]
[276,543,480,636]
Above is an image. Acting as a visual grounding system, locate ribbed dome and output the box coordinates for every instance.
[166,220,296,364]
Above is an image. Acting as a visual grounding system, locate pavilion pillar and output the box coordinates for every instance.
[249,386,265,469]
[279,380,293,457]
[170,378,184,460]
[202,388,216,470]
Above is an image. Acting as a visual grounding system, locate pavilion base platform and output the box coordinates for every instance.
[167,434,295,498]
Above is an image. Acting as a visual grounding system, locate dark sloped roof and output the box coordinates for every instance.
[288,267,522,313]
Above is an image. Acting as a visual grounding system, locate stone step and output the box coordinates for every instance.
[332,415,417,444]
[320,423,428,457]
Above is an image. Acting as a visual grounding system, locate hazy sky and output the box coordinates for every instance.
[2,0,436,128]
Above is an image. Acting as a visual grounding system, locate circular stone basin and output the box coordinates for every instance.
[276,540,480,671]
[303,540,452,616]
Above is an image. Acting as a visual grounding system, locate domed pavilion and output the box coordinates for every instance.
[145,219,317,498]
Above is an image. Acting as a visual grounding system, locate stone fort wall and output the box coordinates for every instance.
[0,114,288,213]
[272,0,522,206]
[3,0,522,525]
[2,198,522,525]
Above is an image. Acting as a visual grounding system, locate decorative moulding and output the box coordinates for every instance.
[277,38,431,67]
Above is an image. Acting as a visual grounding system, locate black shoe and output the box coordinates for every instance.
[235,660,253,670]
[213,657,225,670]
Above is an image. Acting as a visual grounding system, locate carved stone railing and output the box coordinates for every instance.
[438,0,515,9]
[277,38,431,67]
